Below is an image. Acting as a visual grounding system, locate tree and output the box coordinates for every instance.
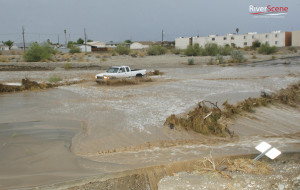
[124,40,132,44]
[69,46,81,54]
[236,28,239,35]
[87,39,93,42]
[115,43,130,55]
[23,42,56,62]
[67,41,75,48]
[77,38,84,44]
[3,40,14,50]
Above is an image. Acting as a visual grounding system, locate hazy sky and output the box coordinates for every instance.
[0,0,299,43]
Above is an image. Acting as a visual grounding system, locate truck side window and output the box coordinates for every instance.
[126,67,130,72]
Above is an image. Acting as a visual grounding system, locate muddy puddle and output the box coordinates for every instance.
[0,60,300,189]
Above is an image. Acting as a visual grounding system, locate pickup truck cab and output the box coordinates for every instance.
[95,66,147,81]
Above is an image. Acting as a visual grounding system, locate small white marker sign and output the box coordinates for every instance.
[254,141,281,160]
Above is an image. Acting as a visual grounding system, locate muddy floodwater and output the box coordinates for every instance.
[0,59,300,189]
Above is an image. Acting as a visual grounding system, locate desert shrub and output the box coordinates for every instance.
[171,48,181,55]
[184,43,203,56]
[252,55,257,59]
[69,46,81,54]
[231,50,244,63]
[64,63,72,70]
[258,43,278,55]
[243,46,250,51]
[184,45,197,56]
[204,43,219,56]
[23,42,56,62]
[252,40,261,49]
[188,58,195,65]
[115,43,130,55]
[218,45,232,56]
[47,75,62,83]
[147,45,167,55]
[288,46,297,53]
[216,54,224,64]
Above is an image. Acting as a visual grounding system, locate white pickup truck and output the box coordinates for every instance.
[95,66,147,81]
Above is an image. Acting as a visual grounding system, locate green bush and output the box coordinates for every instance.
[218,45,232,56]
[69,46,81,54]
[47,75,62,83]
[258,43,278,55]
[184,43,203,56]
[185,43,233,56]
[252,40,261,49]
[231,50,244,63]
[23,42,56,62]
[204,43,219,56]
[115,43,130,55]
[147,45,167,55]
[216,54,224,64]
[171,48,181,55]
[188,58,195,65]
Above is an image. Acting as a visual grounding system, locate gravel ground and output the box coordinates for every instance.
[158,155,300,190]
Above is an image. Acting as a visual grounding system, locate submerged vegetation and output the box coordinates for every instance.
[96,77,153,86]
[165,82,300,136]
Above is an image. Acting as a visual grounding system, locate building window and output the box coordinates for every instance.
[212,38,215,41]
[265,34,268,38]
[252,35,255,39]
[244,42,247,46]
[275,41,278,45]
[275,34,278,38]
[244,36,247,39]
[231,36,234,40]
[223,37,227,40]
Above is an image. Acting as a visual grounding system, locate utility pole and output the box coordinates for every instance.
[64,29,67,47]
[22,26,26,53]
[161,29,164,46]
[84,28,87,53]
[58,34,60,46]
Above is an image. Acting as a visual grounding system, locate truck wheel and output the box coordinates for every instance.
[136,74,143,77]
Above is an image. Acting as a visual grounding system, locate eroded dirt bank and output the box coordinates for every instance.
[34,153,300,190]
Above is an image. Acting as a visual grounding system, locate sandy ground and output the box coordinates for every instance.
[0,55,300,189]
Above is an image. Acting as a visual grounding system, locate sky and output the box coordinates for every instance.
[0,0,299,43]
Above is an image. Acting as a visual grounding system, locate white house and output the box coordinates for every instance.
[292,31,300,47]
[175,31,292,49]
[130,42,150,50]
[0,43,9,51]
[76,44,92,52]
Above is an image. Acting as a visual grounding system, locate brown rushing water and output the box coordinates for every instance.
[0,60,300,189]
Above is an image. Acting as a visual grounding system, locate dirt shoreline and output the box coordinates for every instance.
[32,152,300,190]
[1,54,299,71]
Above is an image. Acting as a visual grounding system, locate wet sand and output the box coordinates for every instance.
[0,58,300,189]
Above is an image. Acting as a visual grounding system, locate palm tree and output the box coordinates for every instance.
[236,28,239,35]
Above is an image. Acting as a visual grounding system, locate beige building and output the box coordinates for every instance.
[175,31,292,49]
[292,31,300,47]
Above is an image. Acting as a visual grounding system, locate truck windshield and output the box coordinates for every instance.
[106,68,119,73]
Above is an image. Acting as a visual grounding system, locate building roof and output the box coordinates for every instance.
[135,41,161,46]
[86,41,106,47]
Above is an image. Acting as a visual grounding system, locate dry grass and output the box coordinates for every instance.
[194,156,271,178]
[148,70,164,76]
[165,82,300,136]
[194,152,232,178]
[97,77,153,86]
[227,158,271,175]
[165,101,231,136]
